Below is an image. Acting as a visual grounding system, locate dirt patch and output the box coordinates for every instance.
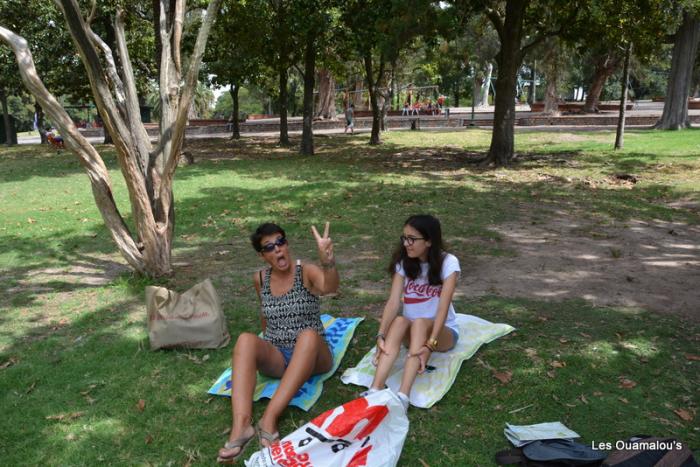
[464,210,699,321]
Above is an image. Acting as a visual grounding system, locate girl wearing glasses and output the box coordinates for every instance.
[365,214,460,411]
[218,222,338,464]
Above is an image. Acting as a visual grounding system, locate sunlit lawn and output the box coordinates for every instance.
[0,128,698,465]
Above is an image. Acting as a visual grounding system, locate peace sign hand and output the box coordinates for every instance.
[311,222,334,266]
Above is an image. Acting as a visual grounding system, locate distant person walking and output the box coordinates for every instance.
[344,104,355,134]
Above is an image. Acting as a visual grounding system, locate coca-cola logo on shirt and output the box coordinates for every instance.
[403,280,442,304]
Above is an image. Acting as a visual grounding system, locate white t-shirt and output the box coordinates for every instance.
[395,253,460,333]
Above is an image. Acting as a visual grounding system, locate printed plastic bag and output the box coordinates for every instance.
[245,389,409,467]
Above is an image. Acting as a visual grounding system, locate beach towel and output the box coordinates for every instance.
[208,314,363,411]
[340,314,514,408]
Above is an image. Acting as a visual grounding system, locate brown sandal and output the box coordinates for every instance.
[256,422,280,448]
[217,425,256,464]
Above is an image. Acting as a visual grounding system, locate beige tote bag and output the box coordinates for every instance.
[146,279,230,350]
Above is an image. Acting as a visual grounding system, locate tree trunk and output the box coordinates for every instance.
[654,12,700,129]
[289,78,299,117]
[314,68,336,119]
[352,77,364,108]
[300,33,315,156]
[278,66,290,145]
[0,89,13,146]
[584,52,620,113]
[479,63,493,107]
[453,81,460,107]
[34,101,47,144]
[230,84,240,139]
[542,39,560,115]
[543,77,560,115]
[615,42,632,150]
[486,0,527,166]
[364,53,384,145]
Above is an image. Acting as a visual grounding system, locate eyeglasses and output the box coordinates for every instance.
[260,236,287,253]
[400,235,425,246]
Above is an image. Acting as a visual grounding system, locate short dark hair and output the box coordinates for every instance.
[250,223,285,252]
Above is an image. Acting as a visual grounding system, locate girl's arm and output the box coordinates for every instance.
[378,272,404,335]
[412,271,459,373]
[427,271,458,346]
[253,271,267,332]
[373,272,404,363]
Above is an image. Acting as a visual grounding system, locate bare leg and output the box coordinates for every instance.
[370,316,411,390]
[258,329,332,443]
[219,333,285,459]
[399,319,455,395]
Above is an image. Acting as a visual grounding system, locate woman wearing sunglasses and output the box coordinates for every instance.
[364,214,460,411]
[217,222,338,464]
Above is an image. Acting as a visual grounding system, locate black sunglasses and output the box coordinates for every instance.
[260,236,287,253]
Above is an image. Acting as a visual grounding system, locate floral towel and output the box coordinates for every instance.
[340,314,514,408]
[208,314,363,411]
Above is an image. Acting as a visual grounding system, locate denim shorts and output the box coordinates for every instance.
[276,338,332,368]
[446,327,459,351]
[277,346,295,367]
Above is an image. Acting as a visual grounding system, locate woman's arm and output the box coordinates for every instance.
[304,263,339,296]
[306,222,339,295]
[253,271,266,332]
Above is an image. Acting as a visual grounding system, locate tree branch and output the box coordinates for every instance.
[160,0,221,186]
[86,29,127,111]
[173,0,184,75]
[0,25,145,272]
[485,7,504,43]
[57,0,159,259]
[114,9,152,176]
[56,0,134,162]
[86,0,97,27]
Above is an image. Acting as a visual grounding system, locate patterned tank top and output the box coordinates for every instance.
[261,260,324,349]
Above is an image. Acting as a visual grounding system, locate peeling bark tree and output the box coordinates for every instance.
[0,0,220,276]
[654,12,700,130]
[478,63,493,107]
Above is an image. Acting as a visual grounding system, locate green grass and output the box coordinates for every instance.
[0,129,698,465]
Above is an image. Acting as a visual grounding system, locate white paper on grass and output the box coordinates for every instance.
[245,389,409,467]
[505,422,580,447]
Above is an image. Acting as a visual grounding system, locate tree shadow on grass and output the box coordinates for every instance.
[1,133,699,463]
[0,286,697,465]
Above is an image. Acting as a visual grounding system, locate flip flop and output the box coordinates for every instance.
[257,422,280,448]
[217,426,256,464]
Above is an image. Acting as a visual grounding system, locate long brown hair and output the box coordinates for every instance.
[387,214,445,285]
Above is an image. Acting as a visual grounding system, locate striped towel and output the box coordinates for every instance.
[208,314,363,411]
[341,314,514,408]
